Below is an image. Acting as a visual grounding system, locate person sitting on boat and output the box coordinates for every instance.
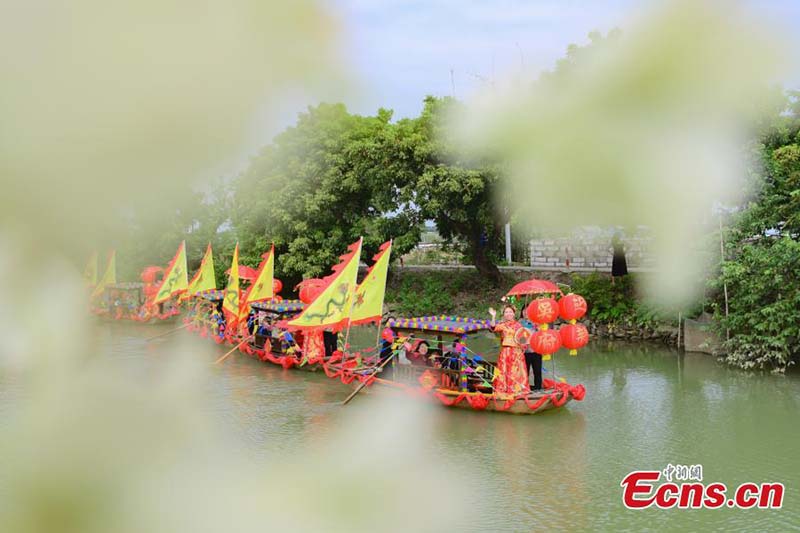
[256,312,270,336]
[246,309,257,335]
[489,304,529,397]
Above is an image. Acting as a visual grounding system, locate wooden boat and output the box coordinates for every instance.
[93,282,180,324]
[347,316,585,415]
[186,294,316,368]
[184,289,227,341]
[239,300,327,371]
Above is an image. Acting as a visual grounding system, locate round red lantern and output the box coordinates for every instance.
[298,278,325,304]
[526,297,559,326]
[273,278,283,295]
[529,329,562,360]
[559,293,587,323]
[559,323,590,356]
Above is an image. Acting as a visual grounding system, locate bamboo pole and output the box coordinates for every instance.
[341,352,397,406]
[144,322,190,341]
[214,336,252,365]
[719,217,730,342]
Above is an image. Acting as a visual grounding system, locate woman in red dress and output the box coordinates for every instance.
[302,329,326,364]
[489,305,529,397]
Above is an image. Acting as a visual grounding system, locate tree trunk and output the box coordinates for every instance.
[470,235,500,284]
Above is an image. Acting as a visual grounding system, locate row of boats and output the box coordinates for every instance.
[87,239,587,415]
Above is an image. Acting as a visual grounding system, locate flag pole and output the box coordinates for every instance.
[340,238,364,365]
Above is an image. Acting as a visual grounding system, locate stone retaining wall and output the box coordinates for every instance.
[529,226,656,272]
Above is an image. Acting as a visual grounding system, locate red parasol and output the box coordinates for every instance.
[506,279,562,297]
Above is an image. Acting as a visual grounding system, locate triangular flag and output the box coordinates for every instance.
[153,241,189,304]
[83,252,98,286]
[349,240,392,326]
[91,250,116,299]
[244,245,274,306]
[182,243,216,300]
[288,238,362,331]
[223,243,242,325]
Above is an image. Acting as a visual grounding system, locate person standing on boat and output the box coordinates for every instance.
[378,327,396,380]
[302,329,325,364]
[519,305,543,391]
[489,305,529,397]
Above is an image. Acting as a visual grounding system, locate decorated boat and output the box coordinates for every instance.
[87,242,190,323]
[184,289,226,340]
[190,243,324,369]
[240,299,312,366]
[355,315,585,414]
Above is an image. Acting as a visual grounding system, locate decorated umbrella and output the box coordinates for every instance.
[225,265,258,281]
[505,279,562,297]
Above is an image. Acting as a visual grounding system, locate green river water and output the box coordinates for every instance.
[81,324,800,530]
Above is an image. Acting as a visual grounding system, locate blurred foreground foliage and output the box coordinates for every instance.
[713,92,800,371]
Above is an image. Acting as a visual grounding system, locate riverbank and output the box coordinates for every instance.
[385,268,682,346]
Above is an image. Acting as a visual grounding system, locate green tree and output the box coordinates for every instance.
[232,103,422,284]
[116,178,234,285]
[404,96,505,282]
[712,91,800,371]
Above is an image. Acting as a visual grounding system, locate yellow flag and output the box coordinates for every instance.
[91,250,116,298]
[153,241,189,304]
[83,252,98,286]
[244,245,274,305]
[223,243,242,323]
[349,240,392,326]
[288,238,362,330]
[182,243,216,300]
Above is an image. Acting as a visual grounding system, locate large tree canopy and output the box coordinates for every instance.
[232,103,422,280]
[408,96,505,281]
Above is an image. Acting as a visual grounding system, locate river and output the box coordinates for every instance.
[88,323,800,530]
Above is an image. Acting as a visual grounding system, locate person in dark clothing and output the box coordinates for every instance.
[246,310,257,335]
[323,331,338,358]
[524,350,543,391]
[519,305,543,391]
[378,328,396,380]
[611,232,628,284]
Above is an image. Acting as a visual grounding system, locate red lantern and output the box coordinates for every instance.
[559,293,587,322]
[273,278,283,295]
[559,323,590,356]
[529,329,562,360]
[298,278,325,304]
[526,297,559,325]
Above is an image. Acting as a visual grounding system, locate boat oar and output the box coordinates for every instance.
[144,322,190,342]
[214,336,252,365]
[341,352,396,406]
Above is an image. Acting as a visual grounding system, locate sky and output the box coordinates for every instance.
[319,0,800,120]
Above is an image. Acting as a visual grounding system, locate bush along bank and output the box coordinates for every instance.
[384,269,681,346]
